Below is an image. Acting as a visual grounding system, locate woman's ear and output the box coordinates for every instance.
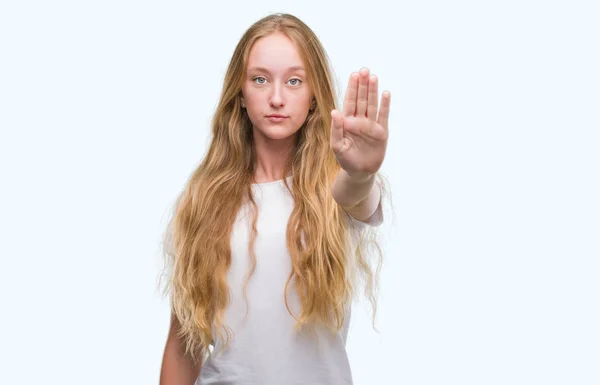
[240,97,246,108]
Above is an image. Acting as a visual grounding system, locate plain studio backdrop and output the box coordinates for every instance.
[0,1,598,384]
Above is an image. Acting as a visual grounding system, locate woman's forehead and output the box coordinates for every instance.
[246,33,305,73]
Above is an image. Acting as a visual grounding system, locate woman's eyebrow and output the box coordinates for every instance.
[247,66,306,73]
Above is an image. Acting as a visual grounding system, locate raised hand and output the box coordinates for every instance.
[330,68,391,179]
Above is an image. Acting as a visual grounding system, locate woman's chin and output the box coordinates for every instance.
[254,127,299,141]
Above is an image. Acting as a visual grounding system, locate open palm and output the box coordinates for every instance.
[330,68,391,178]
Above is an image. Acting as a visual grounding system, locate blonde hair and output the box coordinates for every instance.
[159,13,389,361]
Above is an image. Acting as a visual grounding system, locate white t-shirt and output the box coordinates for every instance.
[196,176,383,385]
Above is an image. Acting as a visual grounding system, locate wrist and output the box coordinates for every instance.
[340,169,375,184]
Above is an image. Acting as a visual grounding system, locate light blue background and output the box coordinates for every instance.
[0,1,598,384]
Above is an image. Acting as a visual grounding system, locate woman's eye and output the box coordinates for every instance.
[252,77,302,86]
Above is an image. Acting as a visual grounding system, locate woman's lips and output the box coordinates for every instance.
[266,115,288,122]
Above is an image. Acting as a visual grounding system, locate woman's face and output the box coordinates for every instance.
[241,32,313,142]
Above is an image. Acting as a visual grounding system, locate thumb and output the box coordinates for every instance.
[330,109,344,153]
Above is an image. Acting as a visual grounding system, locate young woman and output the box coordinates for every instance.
[159,12,391,385]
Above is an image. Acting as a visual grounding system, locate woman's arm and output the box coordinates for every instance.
[332,169,381,222]
[159,311,202,385]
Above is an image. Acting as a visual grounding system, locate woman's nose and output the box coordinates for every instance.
[269,84,285,107]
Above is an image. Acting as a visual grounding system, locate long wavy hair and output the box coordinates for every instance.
[159,13,389,361]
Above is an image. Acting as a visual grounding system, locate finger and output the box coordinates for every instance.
[342,72,359,116]
[330,109,344,153]
[356,68,370,117]
[377,91,391,130]
[367,74,378,121]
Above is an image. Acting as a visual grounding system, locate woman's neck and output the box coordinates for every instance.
[252,132,296,183]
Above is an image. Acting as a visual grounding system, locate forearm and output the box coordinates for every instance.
[332,169,375,208]
[332,169,381,221]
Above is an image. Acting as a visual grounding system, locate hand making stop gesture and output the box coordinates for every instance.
[330,68,391,179]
